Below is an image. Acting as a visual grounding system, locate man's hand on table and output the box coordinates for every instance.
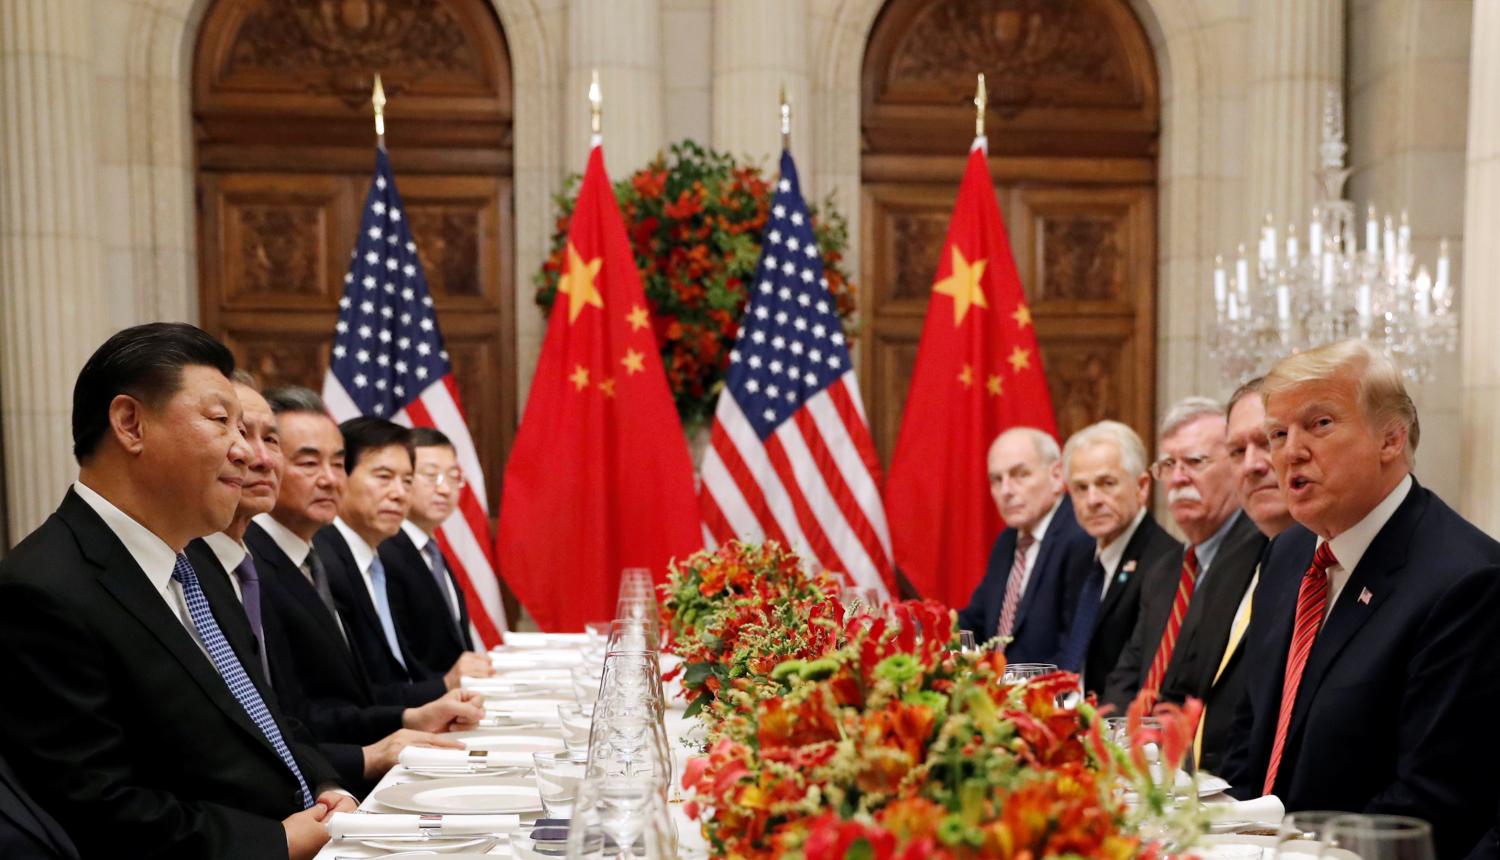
[284,790,355,859]
[443,651,495,689]
[403,687,485,732]
[362,729,465,779]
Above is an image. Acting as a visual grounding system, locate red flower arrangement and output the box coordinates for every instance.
[535,140,858,430]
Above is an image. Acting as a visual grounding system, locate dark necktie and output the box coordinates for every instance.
[302,551,349,648]
[1061,556,1107,674]
[422,540,461,624]
[232,554,270,682]
[171,554,312,808]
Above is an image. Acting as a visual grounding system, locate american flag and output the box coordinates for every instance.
[322,147,509,645]
[699,150,894,598]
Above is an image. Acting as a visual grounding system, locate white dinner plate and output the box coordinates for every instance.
[451,731,563,752]
[374,775,543,814]
[405,764,529,779]
[360,835,498,853]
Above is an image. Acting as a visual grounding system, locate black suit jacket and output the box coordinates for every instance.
[956,496,1094,664]
[1103,511,1264,718]
[0,753,77,860]
[381,528,473,679]
[1222,481,1500,858]
[314,525,447,705]
[1074,514,1181,698]
[0,490,338,859]
[245,522,413,730]
[184,537,374,794]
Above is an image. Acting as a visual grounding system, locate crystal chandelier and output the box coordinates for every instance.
[1209,89,1457,384]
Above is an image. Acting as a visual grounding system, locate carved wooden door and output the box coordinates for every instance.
[193,0,515,512]
[861,0,1159,461]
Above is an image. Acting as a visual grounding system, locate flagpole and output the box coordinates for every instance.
[372,73,387,149]
[972,72,987,154]
[779,82,791,151]
[588,69,602,147]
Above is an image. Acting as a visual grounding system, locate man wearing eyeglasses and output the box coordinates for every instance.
[1102,397,1264,716]
[379,428,488,679]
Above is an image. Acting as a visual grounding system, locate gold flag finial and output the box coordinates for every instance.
[372,73,387,143]
[779,83,791,150]
[588,70,602,136]
[974,73,986,137]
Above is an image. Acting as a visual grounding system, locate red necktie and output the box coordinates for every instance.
[1141,546,1198,707]
[1262,541,1338,795]
[996,531,1036,641]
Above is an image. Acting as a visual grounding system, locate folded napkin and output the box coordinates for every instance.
[484,698,574,716]
[490,652,583,670]
[1207,794,1285,825]
[398,746,536,770]
[326,811,521,838]
[503,632,589,648]
[462,676,574,693]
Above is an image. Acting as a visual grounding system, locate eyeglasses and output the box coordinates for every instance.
[1148,454,1217,480]
[416,468,466,489]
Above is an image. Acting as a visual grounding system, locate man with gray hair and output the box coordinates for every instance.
[956,427,1094,664]
[1057,420,1180,698]
[1222,340,1500,857]
[1103,396,1264,713]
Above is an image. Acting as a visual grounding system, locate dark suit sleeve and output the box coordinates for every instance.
[1365,565,1500,853]
[956,539,1003,638]
[0,580,289,860]
[1100,596,1148,712]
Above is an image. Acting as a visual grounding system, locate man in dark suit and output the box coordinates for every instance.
[0,751,77,860]
[1160,377,1295,773]
[192,378,475,793]
[316,417,491,702]
[0,323,353,860]
[1056,420,1180,699]
[1222,340,1500,858]
[1104,397,1259,712]
[247,387,484,720]
[956,428,1094,663]
[382,427,487,678]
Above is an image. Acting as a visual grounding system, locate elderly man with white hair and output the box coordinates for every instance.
[1102,396,1265,715]
[1222,340,1500,859]
[1056,420,1180,699]
[955,427,1094,664]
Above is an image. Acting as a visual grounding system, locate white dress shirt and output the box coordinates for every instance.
[1097,508,1149,599]
[1320,473,1413,620]
[333,517,383,608]
[252,513,314,571]
[201,531,247,602]
[73,481,212,659]
[401,519,461,619]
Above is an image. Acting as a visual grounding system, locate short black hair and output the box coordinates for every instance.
[339,416,413,474]
[409,427,453,450]
[72,323,236,463]
[264,385,329,417]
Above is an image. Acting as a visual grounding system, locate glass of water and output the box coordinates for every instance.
[532,749,587,818]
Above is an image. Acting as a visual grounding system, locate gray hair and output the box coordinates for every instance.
[992,426,1060,465]
[263,385,329,417]
[1262,339,1419,463]
[1160,395,1226,441]
[1063,420,1148,478]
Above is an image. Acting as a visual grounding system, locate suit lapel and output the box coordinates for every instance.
[1099,516,1156,623]
[57,494,281,764]
[1286,486,1425,742]
[247,524,359,671]
[319,528,407,674]
[0,758,76,859]
[1012,498,1073,635]
[1179,515,1264,688]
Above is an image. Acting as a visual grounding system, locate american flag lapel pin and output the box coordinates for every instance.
[1119,560,1136,583]
[1358,587,1373,605]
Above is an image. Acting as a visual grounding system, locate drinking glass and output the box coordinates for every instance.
[615,595,657,624]
[957,629,979,652]
[608,618,661,653]
[558,703,595,754]
[1321,814,1436,860]
[618,567,655,601]
[1002,662,1058,682]
[1274,811,1352,859]
[839,585,880,618]
[571,664,603,705]
[533,749,588,818]
[566,773,676,859]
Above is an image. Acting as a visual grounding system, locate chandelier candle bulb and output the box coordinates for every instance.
[1287,225,1299,265]
[1399,211,1412,255]
[1309,209,1323,252]
[1228,290,1240,322]
[1415,268,1433,319]
[1236,247,1251,307]
[1384,216,1397,270]
[1367,206,1379,258]
[1436,240,1451,301]
[1321,251,1336,298]
[1214,256,1227,310]
[1262,216,1277,268]
[1358,282,1373,333]
[1276,282,1291,327]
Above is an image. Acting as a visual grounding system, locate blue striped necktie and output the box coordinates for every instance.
[171,553,313,808]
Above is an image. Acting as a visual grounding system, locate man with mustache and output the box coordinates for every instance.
[1224,341,1500,858]
[1154,378,1291,772]
[192,376,475,794]
[315,418,491,698]
[1103,397,1264,715]
[0,323,347,859]
[1056,420,1180,698]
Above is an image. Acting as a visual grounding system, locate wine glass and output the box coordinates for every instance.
[1321,814,1435,860]
[1273,810,1352,859]
[957,629,979,652]
[1002,662,1058,682]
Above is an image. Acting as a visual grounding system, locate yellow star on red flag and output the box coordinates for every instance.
[558,241,604,323]
[569,364,591,391]
[1012,303,1032,328]
[932,246,988,325]
[621,349,645,375]
[1007,346,1032,373]
[957,364,974,388]
[986,374,1003,396]
[626,304,650,332]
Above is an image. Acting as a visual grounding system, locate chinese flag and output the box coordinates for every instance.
[884,140,1058,610]
[498,145,702,631]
